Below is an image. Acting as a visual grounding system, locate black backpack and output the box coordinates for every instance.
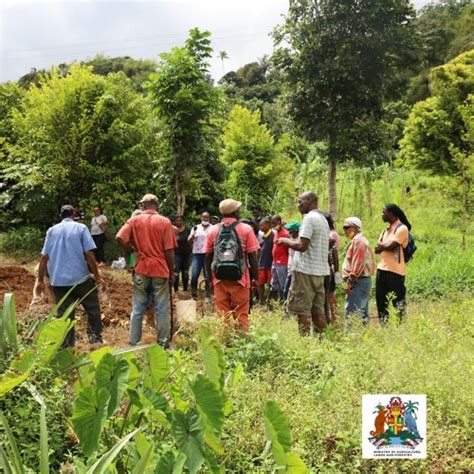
[211,222,244,281]
[398,223,417,263]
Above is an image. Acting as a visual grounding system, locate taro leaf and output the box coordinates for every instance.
[172,453,186,473]
[90,347,113,368]
[155,450,174,473]
[171,409,205,474]
[201,336,225,389]
[0,350,35,398]
[263,400,292,467]
[35,315,74,363]
[146,344,169,389]
[95,353,130,417]
[191,375,225,454]
[72,386,110,457]
[285,452,309,473]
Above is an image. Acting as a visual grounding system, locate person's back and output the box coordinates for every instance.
[124,210,175,278]
[292,210,330,277]
[45,219,93,286]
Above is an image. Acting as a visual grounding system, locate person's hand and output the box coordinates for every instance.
[277,237,290,247]
[169,273,176,287]
[36,281,44,295]
[375,242,383,254]
[345,281,353,295]
[251,279,258,288]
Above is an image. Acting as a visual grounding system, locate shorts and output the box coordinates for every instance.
[287,271,326,316]
[271,265,288,292]
[258,268,272,285]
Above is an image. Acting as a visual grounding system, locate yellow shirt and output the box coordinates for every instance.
[377,220,409,276]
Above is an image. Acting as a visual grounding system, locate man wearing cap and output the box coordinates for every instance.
[37,204,103,347]
[116,194,176,348]
[278,192,330,336]
[342,217,375,324]
[205,199,259,333]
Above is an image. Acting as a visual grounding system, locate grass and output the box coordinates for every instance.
[205,298,474,472]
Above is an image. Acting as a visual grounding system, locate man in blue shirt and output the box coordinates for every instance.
[37,204,103,347]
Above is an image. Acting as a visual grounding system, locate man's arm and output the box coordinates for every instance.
[205,253,213,284]
[375,240,399,253]
[85,250,102,285]
[36,254,49,293]
[277,236,310,252]
[116,236,135,254]
[248,251,259,284]
[164,249,175,285]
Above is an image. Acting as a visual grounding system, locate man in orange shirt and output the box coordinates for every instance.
[205,199,259,333]
[116,194,176,348]
[375,203,411,323]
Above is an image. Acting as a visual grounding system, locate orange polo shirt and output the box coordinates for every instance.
[116,210,176,278]
[377,220,409,276]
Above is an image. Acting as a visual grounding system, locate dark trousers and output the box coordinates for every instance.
[174,253,191,292]
[52,278,102,347]
[376,269,406,322]
[92,233,106,263]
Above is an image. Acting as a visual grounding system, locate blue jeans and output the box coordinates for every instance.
[345,277,371,324]
[191,253,210,295]
[272,265,288,300]
[129,273,170,347]
[283,274,292,301]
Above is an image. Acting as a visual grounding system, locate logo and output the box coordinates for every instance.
[362,394,426,459]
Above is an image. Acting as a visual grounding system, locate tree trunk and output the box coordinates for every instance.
[328,158,337,220]
[175,174,186,215]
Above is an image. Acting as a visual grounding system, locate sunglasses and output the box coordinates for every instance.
[343,226,353,230]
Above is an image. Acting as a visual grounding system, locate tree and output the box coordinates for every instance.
[218,51,229,75]
[400,50,473,247]
[1,65,157,227]
[273,0,418,218]
[147,28,222,214]
[221,105,293,210]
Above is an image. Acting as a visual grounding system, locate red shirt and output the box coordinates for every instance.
[116,210,176,278]
[205,218,260,288]
[272,228,289,265]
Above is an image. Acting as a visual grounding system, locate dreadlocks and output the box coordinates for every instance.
[385,203,412,231]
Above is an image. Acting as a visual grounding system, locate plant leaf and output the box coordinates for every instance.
[95,353,130,417]
[285,452,309,473]
[171,409,205,474]
[132,445,153,474]
[86,428,139,474]
[35,314,74,363]
[201,335,225,389]
[72,386,110,457]
[39,405,50,474]
[2,293,17,352]
[0,412,25,473]
[146,344,169,389]
[191,375,225,454]
[0,443,14,474]
[263,400,292,466]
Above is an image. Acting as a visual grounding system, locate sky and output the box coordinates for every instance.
[1,0,432,83]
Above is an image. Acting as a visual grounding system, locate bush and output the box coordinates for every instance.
[0,226,43,255]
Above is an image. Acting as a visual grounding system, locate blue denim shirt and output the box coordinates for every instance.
[41,218,96,286]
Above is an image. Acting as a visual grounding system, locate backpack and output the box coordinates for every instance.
[396,223,417,263]
[211,222,244,281]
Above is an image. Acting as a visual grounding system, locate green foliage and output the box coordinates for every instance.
[221,105,294,208]
[0,294,17,357]
[147,28,223,214]
[1,64,157,227]
[0,227,43,253]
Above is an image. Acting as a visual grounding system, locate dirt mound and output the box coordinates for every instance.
[0,266,37,312]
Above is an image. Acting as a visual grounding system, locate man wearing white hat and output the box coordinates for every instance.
[116,194,176,348]
[342,217,375,324]
[205,199,259,333]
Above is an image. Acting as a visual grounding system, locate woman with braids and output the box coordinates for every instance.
[375,203,411,323]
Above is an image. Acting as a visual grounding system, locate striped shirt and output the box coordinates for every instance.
[292,210,330,276]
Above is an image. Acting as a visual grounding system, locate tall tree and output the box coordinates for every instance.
[273,0,418,217]
[218,50,229,75]
[147,28,222,214]
[401,50,473,247]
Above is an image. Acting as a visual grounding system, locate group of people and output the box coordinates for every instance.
[37,191,412,348]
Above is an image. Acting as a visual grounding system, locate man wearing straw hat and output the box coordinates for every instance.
[116,194,176,348]
[205,199,259,333]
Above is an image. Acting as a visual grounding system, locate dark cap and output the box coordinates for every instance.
[60,204,75,215]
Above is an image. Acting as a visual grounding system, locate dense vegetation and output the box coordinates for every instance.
[0,0,473,471]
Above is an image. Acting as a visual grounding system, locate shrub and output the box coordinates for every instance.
[0,226,43,255]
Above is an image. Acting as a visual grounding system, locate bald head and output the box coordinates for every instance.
[298,191,318,214]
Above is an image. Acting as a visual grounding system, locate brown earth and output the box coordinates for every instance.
[0,264,210,351]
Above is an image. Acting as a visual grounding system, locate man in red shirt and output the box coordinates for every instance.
[205,199,259,333]
[271,215,289,301]
[116,194,176,348]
